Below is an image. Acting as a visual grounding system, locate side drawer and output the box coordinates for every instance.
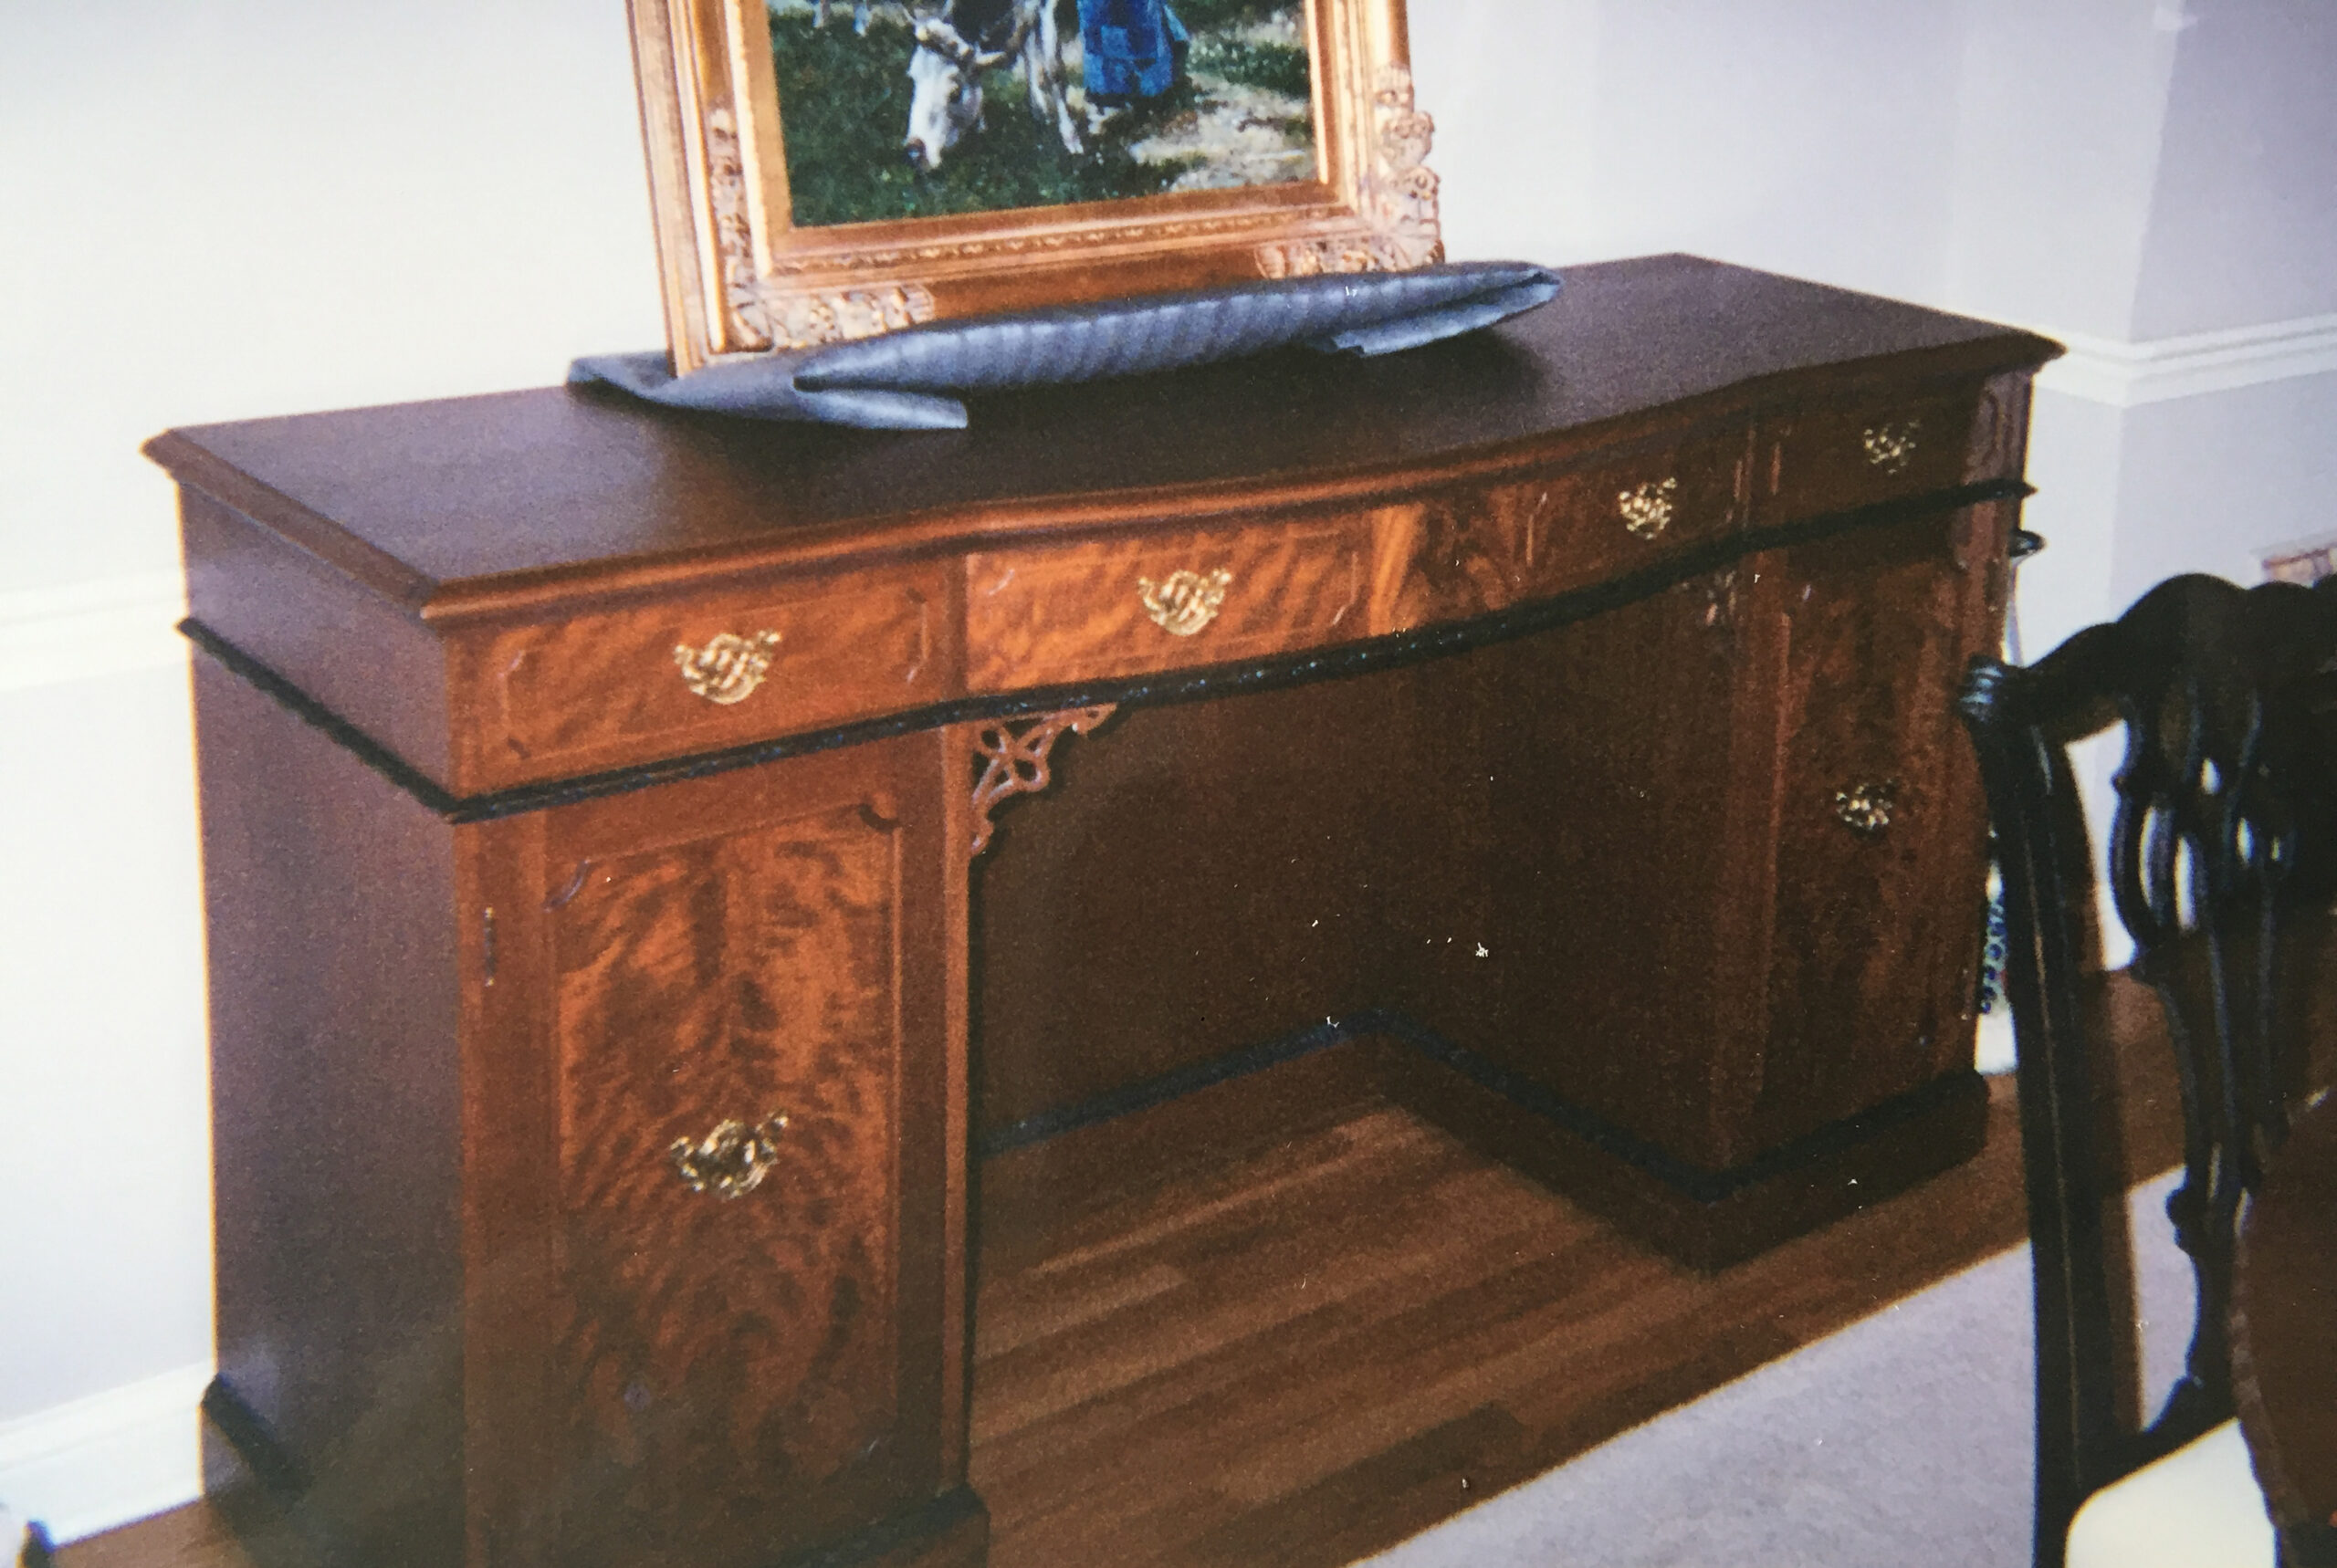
[455,561,952,791]
[1520,423,1751,599]
[965,512,1376,691]
[1760,383,1985,523]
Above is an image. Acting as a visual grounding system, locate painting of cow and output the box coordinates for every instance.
[902,0,1083,172]
[765,0,1317,228]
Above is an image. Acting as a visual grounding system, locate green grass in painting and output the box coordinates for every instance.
[774,12,1179,228]
[1187,36,1309,99]
[1169,0,1292,31]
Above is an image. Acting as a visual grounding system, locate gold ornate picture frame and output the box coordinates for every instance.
[627,0,1441,373]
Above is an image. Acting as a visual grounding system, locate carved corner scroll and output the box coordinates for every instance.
[706,110,938,352]
[1254,68,1444,278]
[969,706,1119,858]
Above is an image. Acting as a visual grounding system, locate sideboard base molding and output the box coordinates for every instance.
[201,1374,989,1568]
[201,1376,459,1568]
[974,1014,1992,1273]
[1378,1045,1992,1271]
[773,1490,989,1568]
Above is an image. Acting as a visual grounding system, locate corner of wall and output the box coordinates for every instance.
[0,1364,212,1546]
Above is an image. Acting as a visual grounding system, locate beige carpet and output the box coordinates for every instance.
[1360,1171,2196,1568]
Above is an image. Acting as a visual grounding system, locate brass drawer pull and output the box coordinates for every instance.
[1833,779,1899,837]
[1618,477,1677,539]
[669,1113,790,1199]
[1860,421,1921,474]
[1137,568,1232,636]
[674,630,781,705]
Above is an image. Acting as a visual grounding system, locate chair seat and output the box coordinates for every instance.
[2065,1421,2275,1568]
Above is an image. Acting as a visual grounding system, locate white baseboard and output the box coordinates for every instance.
[2038,312,2337,409]
[0,1364,212,1546]
[0,572,187,695]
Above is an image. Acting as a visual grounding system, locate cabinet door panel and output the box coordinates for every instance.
[1470,568,1750,1155]
[1745,510,2002,1150]
[552,805,899,1508]
[467,734,960,1567]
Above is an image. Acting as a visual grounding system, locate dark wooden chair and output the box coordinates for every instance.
[1958,572,2337,1568]
[2235,1084,2337,1568]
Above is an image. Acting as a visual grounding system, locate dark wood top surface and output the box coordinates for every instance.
[146,255,2058,619]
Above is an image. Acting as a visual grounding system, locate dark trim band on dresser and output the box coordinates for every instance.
[180,476,2029,828]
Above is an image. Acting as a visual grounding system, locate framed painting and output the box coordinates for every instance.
[626,0,1442,373]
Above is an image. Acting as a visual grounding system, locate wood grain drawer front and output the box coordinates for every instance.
[966,517,1372,690]
[1762,386,1982,522]
[468,564,948,789]
[1523,427,1750,599]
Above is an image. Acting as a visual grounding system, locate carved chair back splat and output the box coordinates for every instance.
[1958,572,2337,1568]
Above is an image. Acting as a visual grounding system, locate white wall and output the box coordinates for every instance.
[5,0,2334,1544]
[2129,0,2337,337]
[0,1,665,597]
[1416,0,1968,302]
[1938,0,2187,341]
[0,0,665,1542]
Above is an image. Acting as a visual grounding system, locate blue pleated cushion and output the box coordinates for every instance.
[570,261,1560,430]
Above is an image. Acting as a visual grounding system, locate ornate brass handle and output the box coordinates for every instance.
[1618,477,1678,539]
[668,1113,790,1199]
[674,631,781,705]
[1137,569,1232,636]
[1860,421,1921,474]
[1833,780,1899,838]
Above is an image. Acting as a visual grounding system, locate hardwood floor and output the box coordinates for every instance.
[54,1086,2031,1568]
[65,966,2231,1568]
[966,1078,2031,1568]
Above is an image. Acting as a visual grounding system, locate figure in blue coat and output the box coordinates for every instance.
[1077,0,1189,104]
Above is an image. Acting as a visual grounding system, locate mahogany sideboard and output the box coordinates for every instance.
[149,255,2059,1568]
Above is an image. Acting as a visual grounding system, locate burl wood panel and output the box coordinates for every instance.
[460,734,965,1568]
[456,561,956,791]
[963,513,1378,690]
[192,656,466,1567]
[548,808,899,1549]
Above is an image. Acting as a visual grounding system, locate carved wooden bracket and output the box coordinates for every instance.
[969,706,1118,858]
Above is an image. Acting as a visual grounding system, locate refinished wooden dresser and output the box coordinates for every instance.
[149,255,2059,1568]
